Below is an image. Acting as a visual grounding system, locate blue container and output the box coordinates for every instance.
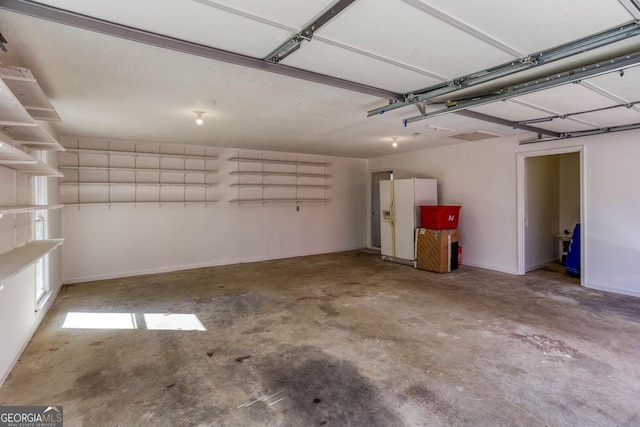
[566,223,580,277]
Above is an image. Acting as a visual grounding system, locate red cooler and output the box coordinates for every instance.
[420,205,461,229]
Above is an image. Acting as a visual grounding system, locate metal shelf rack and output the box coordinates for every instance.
[60,143,219,206]
[229,154,330,205]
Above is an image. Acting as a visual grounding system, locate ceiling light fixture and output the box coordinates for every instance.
[391,137,399,148]
[195,111,204,125]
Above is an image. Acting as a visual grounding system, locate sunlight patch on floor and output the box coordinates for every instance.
[62,312,138,330]
[143,313,207,331]
[61,312,206,331]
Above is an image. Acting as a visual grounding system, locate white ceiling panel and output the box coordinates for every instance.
[314,0,516,79]
[417,113,520,137]
[281,40,444,93]
[512,84,619,115]
[200,0,335,29]
[420,0,633,54]
[469,102,595,133]
[532,119,595,133]
[32,0,292,58]
[469,102,551,122]
[578,107,640,127]
[585,65,640,101]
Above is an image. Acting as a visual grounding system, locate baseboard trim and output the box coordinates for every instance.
[585,282,640,298]
[462,261,519,275]
[63,246,365,284]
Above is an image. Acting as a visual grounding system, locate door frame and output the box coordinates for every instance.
[516,145,585,285]
[368,169,394,249]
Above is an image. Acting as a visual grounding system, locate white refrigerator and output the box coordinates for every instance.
[380,178,438,265]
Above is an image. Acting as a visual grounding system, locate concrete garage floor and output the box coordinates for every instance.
[1,251,639,426]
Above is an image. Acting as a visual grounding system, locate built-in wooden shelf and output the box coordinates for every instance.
[0,66,60,121]
[60,166,218,174]
[0,140,35,163]
[0,141,64,176]
[228,157,329,167]
[229,198,330,204]
[6,126,64,151]
[230,171,330,178]
[8,161,64,177]
[65,148,217,160]
[0,239,64,283]
[0,67,64,151]
[0,204,64,216]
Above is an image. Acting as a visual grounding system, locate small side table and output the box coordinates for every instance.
[557,234,573,265]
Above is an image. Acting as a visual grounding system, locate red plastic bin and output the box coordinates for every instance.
[420,205,461,229]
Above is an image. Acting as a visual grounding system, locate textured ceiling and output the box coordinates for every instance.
[1,0,640,158]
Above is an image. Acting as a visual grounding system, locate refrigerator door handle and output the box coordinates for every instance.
[390,201,395,226]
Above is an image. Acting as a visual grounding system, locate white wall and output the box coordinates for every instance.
[559,152,580,234]
[368,130,640,297]
[60,136,367,283]
[0,151,63,385]
[525,155,559,271]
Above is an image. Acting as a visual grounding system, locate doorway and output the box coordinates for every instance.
[517,147,584,285]
[371,171,392,248]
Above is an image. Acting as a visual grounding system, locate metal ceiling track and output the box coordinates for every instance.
[368,21,640,117]
[519,122,640,144]
[454,110,561,138]
[516,99,640,125]
[618,0,640,19]
[0,0,402,102]
[403,51,640,125]
[264,0,355,63]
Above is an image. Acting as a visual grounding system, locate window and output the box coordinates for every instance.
[33,153,48,307]
[34,210,47,303]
